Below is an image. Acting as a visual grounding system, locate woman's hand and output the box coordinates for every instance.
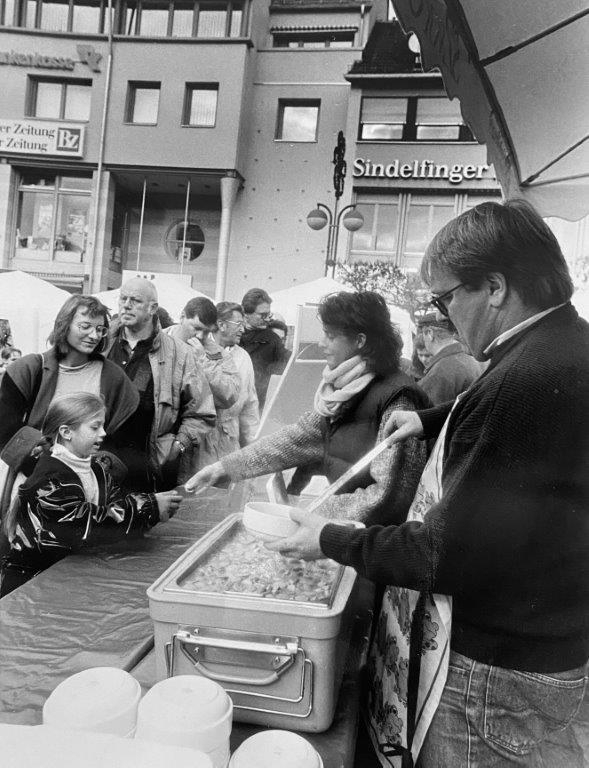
[265,508,328,561]
[155,491,183,522]
[383,410,424,442]
[184,462,226,493]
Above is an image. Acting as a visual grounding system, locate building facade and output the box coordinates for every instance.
[0,1,585,299]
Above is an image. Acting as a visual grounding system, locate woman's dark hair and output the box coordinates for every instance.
[49,295,110,358]
[421,198,574,310]
[318,291,402,376]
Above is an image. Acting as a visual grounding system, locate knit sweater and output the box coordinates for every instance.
[221,385,428,525]
[320,303,589,672]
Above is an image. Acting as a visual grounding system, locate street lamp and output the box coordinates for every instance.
[306,131,364,277]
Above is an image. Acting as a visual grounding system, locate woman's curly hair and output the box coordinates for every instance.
[318,291,402,376]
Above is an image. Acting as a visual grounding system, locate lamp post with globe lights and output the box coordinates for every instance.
[306,131,364,277]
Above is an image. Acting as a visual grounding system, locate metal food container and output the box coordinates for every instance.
[147,513,359,732]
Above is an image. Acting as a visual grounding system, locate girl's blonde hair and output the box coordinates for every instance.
[3,393,106,539]
[42,392,106,445]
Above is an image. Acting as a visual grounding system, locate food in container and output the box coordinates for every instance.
[147,514,358,732]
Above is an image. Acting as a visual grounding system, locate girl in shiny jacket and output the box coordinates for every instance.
[0,393,181,596]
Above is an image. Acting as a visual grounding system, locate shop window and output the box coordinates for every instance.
[28,78,92,121]
[276,99,320,142]
[15,171,92,264]
[164,219,205,261]
[0,0,16,24]
[350,194,458,271]
[120,0,244,37]
[350,196,400,255]
[182,84,218,127]
[126,82,160,124]
[272,30,355,48]
[359,96,474,142]
[17,0,104,31]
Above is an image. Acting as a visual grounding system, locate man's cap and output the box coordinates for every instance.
[415,309,456,332]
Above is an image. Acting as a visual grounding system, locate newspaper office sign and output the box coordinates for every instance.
[0,119,84,157]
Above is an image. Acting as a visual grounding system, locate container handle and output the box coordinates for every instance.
[167,628,299,686]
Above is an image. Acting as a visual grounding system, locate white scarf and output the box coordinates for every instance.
[51,443,99,504]
[313,355,375,419]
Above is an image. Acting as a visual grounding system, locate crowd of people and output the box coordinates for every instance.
[0,198,587,767]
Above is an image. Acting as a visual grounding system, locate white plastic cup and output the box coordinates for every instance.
[42,667,142,738]
[135,675,232,766]
[229,730,322,768]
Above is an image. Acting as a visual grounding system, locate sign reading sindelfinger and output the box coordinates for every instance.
[0,119,85,157]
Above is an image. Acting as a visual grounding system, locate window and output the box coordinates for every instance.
[17,0,104,32]
[276,100,319,142]
[182,84,218,126]
[15,171,92,264]
[165,219,205,261]
[360,98,407,140]
[0,0,16,24]
[273,30,355,48]
[120,0,244,37]
[126,82,160,124]
[28,78,92,121]
[350,193,499,270]
[359,96,474,142]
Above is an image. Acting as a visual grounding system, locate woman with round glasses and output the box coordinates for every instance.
[0,295,138,493]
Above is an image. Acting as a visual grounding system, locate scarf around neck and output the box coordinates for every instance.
[52,443,99,504]
[313,354,375,419]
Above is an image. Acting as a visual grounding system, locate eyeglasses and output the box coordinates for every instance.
[225,319,245,328]
[256,312,272,320]
[428,283,465,317]
[76,322,108,337]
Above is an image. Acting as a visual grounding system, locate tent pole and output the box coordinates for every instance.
[180,179,191,276]
[135,177,147,271]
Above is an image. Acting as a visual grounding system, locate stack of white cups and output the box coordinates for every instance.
[135,675,233,768]
[42,667,142,738]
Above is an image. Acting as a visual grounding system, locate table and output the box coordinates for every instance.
[0,485,373,768]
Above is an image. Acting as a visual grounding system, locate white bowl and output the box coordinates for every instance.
[135,675,232,755]
[42,667,141,737]
[229,730,323,768]
[242,501,299,541]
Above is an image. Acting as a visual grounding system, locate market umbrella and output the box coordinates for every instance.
[393,0,589,220]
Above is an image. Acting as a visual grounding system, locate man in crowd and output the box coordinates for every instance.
[239,288,286,411]
[206,301,259,462]
[270,200,589,766]
[416,312,484,404]
[165,297,240,413]
[105,278,216,490]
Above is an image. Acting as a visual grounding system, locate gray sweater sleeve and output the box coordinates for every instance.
[220,410,324,480]
[313,394,427,524]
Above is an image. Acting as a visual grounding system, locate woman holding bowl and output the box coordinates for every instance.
[186,291,428,526]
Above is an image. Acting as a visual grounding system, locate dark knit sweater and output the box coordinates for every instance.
[320,303,589,672]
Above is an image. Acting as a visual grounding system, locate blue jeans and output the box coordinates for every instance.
[417,650,588,768]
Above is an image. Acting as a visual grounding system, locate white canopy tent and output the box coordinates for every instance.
[94,276,212,324]
[270,277,415,355]
[0,271,70,354]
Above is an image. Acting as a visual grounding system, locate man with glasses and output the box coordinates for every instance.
[106,278,215,491]
[199,301,259,464]
[271,200,589,767]
[240,287,287,411]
